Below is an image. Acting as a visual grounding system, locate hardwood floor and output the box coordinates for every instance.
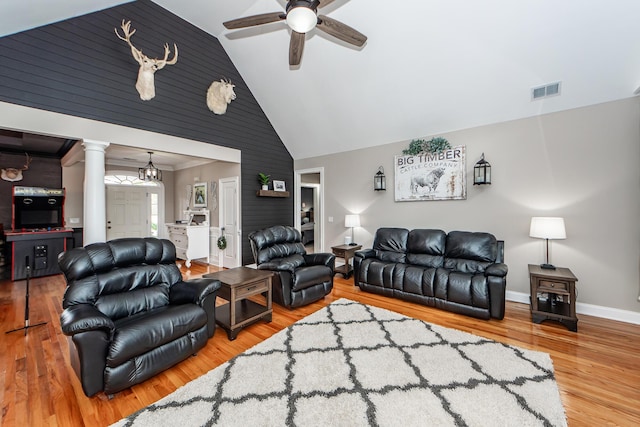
[1,263,639,426]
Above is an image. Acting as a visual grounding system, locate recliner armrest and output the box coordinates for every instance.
[485,263,508,277]
[355,249,376,259]
[171,278,221,306]
[60,304,115,336]
[303,253,336,269]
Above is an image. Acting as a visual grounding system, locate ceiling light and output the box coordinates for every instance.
[139,151,162,182]
[286,2,318,33]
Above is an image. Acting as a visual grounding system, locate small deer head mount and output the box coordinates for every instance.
[1,153,31,182]
[115,20,178,101]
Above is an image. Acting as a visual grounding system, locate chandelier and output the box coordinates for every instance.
[138,151,162,182]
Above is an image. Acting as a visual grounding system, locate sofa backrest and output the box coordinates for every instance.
[444,231,498,273]
[249,225,306,265]
[59,238,182,320]
[373,228,409,263]
[406,229,447,267]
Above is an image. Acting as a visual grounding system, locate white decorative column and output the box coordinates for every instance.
[82,139,110,245]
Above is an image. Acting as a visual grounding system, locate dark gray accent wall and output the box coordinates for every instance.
[0,0,293,264]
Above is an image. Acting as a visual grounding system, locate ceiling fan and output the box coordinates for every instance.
[223,0,367,66]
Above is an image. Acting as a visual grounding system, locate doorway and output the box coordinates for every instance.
[105,173,164,240]
[295,167,324,253]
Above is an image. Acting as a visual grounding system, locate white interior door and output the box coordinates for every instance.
[219,176,240,268]
[106,186,147,240]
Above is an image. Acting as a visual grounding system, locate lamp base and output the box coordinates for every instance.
[348,242,358,246]
[540,263,556,270]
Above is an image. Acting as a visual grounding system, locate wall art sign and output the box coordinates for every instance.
[395,145,466,201]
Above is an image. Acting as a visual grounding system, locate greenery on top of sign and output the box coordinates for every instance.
[402,137,451,156]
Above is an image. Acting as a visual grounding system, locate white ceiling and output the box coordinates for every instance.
[2,0,640,160]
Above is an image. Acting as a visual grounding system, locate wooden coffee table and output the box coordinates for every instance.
[204,267,273,340]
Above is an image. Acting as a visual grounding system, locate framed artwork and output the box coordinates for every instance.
[193,182,207,208]
[273,180,286,192]
[394,145,467,201]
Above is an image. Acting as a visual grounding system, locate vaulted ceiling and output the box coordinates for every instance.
[2,0,639,160]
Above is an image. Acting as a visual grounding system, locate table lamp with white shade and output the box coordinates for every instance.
[529,217,566,269]
[344,214,360,246]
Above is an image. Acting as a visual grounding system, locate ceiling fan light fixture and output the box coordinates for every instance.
[286,5,317,33]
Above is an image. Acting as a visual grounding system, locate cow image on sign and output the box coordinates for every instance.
[410,168,445,193]
[206,78,236,115]
[395,146,467,201]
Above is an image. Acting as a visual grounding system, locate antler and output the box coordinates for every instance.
[115,19,177,67]
[155,42,178,69]
[22,153,31,171]
[115,20,145,65]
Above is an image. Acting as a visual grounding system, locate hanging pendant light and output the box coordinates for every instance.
[139,151,162,182]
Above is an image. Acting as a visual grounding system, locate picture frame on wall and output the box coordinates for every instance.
[394,145,467,201]
[193,182,207,208]
[273,180,286,192]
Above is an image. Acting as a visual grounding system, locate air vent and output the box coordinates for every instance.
[532,82,561,100]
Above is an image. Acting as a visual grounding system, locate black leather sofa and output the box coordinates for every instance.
[249,225,335,308]
[58,237,221,397]
[354,228,508,320]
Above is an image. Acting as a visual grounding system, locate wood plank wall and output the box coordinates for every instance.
[0,0,293,264]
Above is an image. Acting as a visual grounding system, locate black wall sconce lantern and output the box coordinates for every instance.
[374,166,386,191]
[473,153,491,185]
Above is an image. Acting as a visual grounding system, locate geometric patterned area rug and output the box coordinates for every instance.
[112,298,567,427]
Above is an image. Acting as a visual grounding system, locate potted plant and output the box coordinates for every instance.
[258,172,270,190]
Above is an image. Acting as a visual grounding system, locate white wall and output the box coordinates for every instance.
[173,161,241,227]
[295,98,640,314]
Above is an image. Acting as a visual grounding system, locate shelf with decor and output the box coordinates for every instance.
[256,190,289,198]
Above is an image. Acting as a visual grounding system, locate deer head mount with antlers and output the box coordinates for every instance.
[1,153,32,182]
[115,20,178,101]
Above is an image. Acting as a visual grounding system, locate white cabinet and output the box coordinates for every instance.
[166,224,210,268]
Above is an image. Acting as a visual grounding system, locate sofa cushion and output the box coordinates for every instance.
[373,228,409,263]
[96,282,170,320]
[107,303,207,367]
[447,272,490,310]
[406,229,446,267]
[444,231,498,273]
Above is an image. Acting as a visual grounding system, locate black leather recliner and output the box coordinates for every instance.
[58,237,221,397]
[249,225,335,308]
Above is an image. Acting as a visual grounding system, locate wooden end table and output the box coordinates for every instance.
[528,264,578,332]
[331,244,362,279]
[204,267,273,340]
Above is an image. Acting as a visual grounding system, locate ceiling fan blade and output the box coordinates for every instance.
[223,12,285,29]
[317,15,367,47]
[318,0,337,8]
[289,31,306,66]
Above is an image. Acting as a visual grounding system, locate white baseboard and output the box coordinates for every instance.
[506,291,640,325]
